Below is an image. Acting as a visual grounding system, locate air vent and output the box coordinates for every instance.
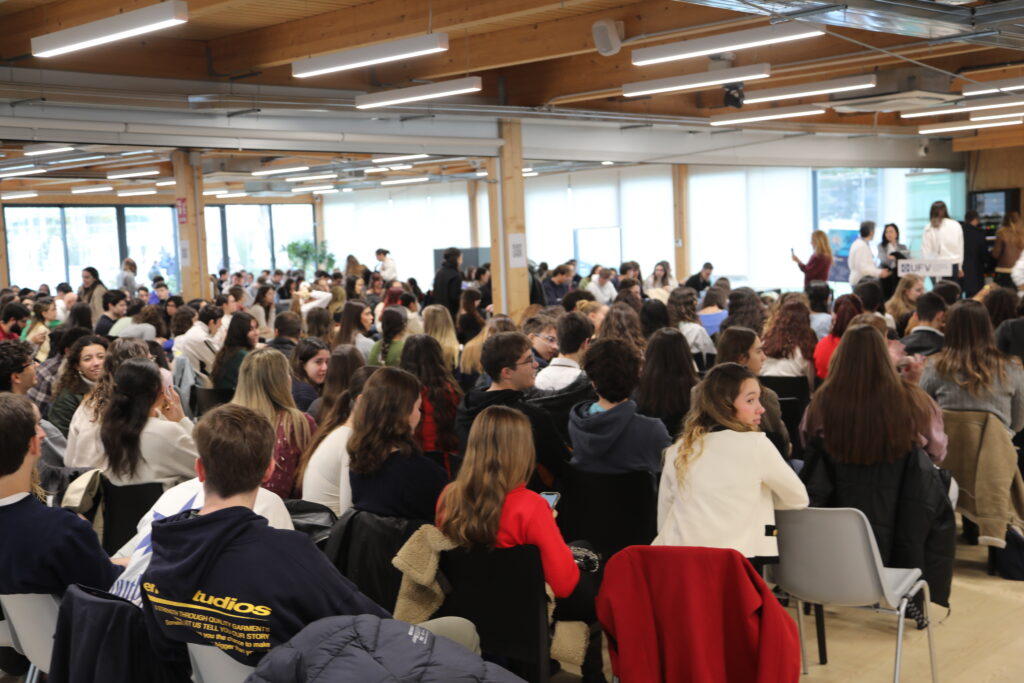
[830,89,960,113]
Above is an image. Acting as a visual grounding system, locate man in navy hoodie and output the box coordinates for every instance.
[141,403,389,666]
[568,337,671,474]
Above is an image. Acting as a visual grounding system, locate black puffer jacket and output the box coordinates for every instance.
[800,442,956,606]
[247,614,524,682]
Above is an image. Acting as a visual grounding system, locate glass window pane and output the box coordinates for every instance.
[225,205,271,272]
[124,207,179,292]
[204,206,225,274]
[271,204,315,271]
[65,206,120,288]
[4,207,66,289]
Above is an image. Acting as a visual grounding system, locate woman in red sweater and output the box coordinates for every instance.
[812,293,864,379]
[399,334,463,478]
[792,229,833,289]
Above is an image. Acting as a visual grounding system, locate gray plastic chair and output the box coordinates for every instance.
[187,643,256,683]
[0,593,62,683]
[774,508,938,682]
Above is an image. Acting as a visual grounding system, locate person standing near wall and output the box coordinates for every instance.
[375,248,398,283]
[922,201,965,285]
[792,230,833,290]
[432,247,464,319]
[78,268,109,325]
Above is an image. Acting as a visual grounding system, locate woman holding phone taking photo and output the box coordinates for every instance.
[791,230,833,290]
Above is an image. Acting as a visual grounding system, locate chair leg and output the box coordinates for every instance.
[893,597,908,683]
[920,583,939,683]
[795,599,808,675]
[25,664,40,683]
[987,546,999,576]
[814,604,827,665]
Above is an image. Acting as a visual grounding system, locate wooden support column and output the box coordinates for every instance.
[0,202,9,288]
[312,195,326,267]
[488,118,529,317]
[172,150,208,301]
[672,164,690,284]
[467,179,480,248]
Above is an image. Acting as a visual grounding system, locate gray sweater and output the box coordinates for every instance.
[920,361,1024,432]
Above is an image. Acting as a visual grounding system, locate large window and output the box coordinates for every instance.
[204,206,225,274]
[203,203,314,274]
[225,205,272,273]
[64,207,120,288]
[125,207,180,292]
[271,204,316,270]
[4,207,65,288]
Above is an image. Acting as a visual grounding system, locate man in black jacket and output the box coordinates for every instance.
[431,247,463,319]
[456,332,570,487]
[900,292,947,357]
[265,312,301,358]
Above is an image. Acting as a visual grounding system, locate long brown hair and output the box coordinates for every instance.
[933,300,1012,396]
[666,287,700,326]
[806,325,931,464]
[762,300,817,361]
[336,300,370,346]
[829,293,864,340]
[317,345,365,419]
[437,406,535,548]
[347,367,421,474]
[811,230,832,259]
[400,334,463,453]
[598,302,646,359]
[1001,210,1024,248]
[674,363,758,485]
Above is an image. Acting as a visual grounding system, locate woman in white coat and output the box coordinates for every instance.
[922,200,965,281]
[654,362,808,566]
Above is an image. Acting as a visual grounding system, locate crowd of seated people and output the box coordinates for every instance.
[2,240,1020,681]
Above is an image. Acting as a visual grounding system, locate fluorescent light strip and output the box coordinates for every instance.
[522,172,539,177]
[285,173,337,182]
[364,167,390,174]
[475,171,488,177]
[252,165,308,176]
[1,192,38,200]
[632,23,823,66]
[971,107,1024,121]
[155,180,176,187]
[0,168,46,178]
[380,177,429,186]
[72,185,113,194]
[918,118,1024,135]
[710,104,826,126]
[901,95,1024,118]
[387,164,413,170]
[117,189,158,197]
[342,188,354,193]
[372,154,429,164]
[601,161,614,165]
[107,169,159,179]
[55,155,105,164]
[217,192,248,198]
[355,76,482,110]
[32,0,188,57]
[623,63,770,98]
[23,144,75,156]
[122,149,154,156]
[293,33,449,78]
[291,185,335,192]
[963,76,1024,97]
[203,189,229,196]
[521,167,534,173]
[743,74,876,104]
[313,189,339,195]
[0,164,35,172]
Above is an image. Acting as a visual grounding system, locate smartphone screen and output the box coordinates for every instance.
[540,492,560,509]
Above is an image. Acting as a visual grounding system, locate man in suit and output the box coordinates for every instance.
[901,292,947,357]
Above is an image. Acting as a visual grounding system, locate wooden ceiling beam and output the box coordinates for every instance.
[208,0,607,74]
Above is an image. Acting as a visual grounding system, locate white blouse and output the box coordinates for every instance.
[301,425,353,517]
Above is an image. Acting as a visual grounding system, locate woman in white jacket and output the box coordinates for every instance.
[654,362,808,565]
[922,200,965,280]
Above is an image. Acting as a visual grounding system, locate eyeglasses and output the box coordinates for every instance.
[515,355,536,366]
[537,334,557,344]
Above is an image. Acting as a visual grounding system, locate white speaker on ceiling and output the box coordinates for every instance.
[592,19,624,57]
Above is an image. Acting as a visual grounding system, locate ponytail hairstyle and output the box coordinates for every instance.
[438,405,535,548]
[674,363,758,487]
[100,358,162,478]
[347,367,421,474]
[31,297,54,327]
[377,307,407,366]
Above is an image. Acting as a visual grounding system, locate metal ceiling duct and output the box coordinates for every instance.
[671,0,1024,51]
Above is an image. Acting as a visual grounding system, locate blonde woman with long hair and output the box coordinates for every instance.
[885,273,925,324]
[993,210,1024,288]
[575,300,608,335]
[791,229,833,289]
[231,348,315,498]
[423,304,461,371]
[654,363,807,565]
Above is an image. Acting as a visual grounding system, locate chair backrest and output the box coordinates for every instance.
[436,545,549,682]
[759,376,811,457]
[774,507,888,607]
[0,593,61,673]
[557,466,658,560]
[284,499,338,549]
[187,643,255,683]
[100,477,165,555]
[194,387,234,417]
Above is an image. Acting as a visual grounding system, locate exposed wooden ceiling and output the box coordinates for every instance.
[1,0,1024,133]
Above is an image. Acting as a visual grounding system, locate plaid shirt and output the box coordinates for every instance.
[27,355,62,416]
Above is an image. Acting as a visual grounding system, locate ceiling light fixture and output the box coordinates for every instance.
[901,95,1024,118]
[117,189,158,197]
[122,149,154,156]
[0,164,35,172]
[251,165,308,176]
[927,29,999,46]
[601,161,614,165]
[962,76,1024,97]
[917,118,1024,134]
[364,167,390,174]
[709,104,827,126]
[355,76,482,109]
[107,169,159,179]
[54,155,105,164]
[202,189,229,196]
[285,173,338,182]
[371,154,429,164]
[217,192,248,198]
[381,177,430,185]
[970,108,1024,121]
[72,185,113,194]
[387,164,413,170]
[313,188,339,194]
[342,188,354,193]
[475,171,488,177]
[0,192,38,200]
[291,185,335,192]
[155,180,176,187]
[623,64,770,98]
[0,167,46,178]
[631,24,822,66]
[521,167,534,173]
[32,0,188,58]
[293,33,449,78]
[23,143,75,156]
[523,172,539,177]
[743,74,877,104]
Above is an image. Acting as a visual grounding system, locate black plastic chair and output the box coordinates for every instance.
[759,376,812,458]
[193,388,234,417]
[100,477,165,555]
[556,466,658,561]
[435,545,550,683]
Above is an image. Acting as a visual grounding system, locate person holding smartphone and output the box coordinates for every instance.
[790,230,833,290]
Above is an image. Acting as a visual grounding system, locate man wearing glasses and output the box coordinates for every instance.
[523,315,559,371]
